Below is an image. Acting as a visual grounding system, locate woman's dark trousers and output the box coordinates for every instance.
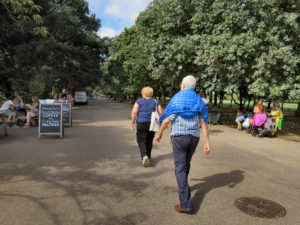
[136,122,155,159]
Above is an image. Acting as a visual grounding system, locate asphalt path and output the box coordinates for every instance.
[0,99,299,225]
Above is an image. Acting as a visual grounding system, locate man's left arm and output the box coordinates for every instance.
[200,119,211,155]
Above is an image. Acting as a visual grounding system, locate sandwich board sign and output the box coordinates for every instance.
[63,103,72,127]
[38,103,63,138]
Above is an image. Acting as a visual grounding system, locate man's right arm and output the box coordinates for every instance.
[155,118,171,142]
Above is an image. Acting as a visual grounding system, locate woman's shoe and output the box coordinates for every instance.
[142,156,149,167]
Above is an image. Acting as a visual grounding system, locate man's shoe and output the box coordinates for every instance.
[174,204,192,214]
[142,156,149,167]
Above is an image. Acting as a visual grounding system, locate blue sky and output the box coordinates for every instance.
[87,0,152,38]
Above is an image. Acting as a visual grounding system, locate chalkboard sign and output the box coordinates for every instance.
[38,103,63,138]
[63,103,72,127]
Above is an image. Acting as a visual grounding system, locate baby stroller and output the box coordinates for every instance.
[242,113,253,133]
[264,116,277,137]
[251,117,276,138]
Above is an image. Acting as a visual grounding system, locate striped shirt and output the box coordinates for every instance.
[168,113,204,138]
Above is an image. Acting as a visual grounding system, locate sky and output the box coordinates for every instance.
[87,0,152,38]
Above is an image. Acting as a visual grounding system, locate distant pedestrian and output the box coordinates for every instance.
[155,75,210,213]
[131,87,164,167]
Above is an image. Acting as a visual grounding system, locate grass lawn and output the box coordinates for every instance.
[209,105,300,142]
[221,100,298,111]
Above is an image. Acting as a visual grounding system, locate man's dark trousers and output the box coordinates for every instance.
[172,135,199,208]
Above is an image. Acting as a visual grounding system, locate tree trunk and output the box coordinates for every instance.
[219,91,225,107]
[267,99,271,109]
[252,96,257,110]
[239,94,243,110]
[281,101,284,110]
[214,91,218,106]
[160,84,166,106]
[209,92,213,107]
[295,102,300,117]
[247,99,251,111]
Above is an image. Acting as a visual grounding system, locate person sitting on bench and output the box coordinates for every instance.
[0,97,19,127]
[23,96,39,128]
[235,109,245,130]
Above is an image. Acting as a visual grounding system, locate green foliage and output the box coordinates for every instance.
[0,0,108,99]
[103,0,300,109]
[29,74,46,97]
[0,92,7,105]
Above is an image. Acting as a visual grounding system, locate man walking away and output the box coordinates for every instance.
[155,75,211,213]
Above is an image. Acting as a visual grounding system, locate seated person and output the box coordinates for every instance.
[60,89,67,100]
[269,102,283,136]
[251,104,267,137]
[23,96,39,128]
[235,109,245,130]
[67,91,73,104]
[257,99,266,113]
[0,98,19,126]
[52,90,59,100]
[13,96,26,116]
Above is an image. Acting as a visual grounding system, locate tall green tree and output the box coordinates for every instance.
[136,0,198,104]
[1,0,108,99]
[102,0,300,112]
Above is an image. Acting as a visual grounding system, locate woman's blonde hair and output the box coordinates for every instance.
[141,87,153,97]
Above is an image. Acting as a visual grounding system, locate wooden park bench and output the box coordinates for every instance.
[0,112,8,136]
[208,112,222,125]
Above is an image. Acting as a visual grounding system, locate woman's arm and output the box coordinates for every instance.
[29,102,39,110]
[157,105,164,116]
[131,103,139,130]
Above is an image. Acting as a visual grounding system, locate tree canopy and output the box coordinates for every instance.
[103,0,300,110]
[1,0,108,99]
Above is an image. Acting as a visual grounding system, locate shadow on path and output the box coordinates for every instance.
[190,170,244,214]
[150,152,173,167]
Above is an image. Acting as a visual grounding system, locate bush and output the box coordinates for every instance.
[0,92,7,106]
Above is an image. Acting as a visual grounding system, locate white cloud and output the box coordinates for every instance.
[104,0,151,26]
[97,27,120,38]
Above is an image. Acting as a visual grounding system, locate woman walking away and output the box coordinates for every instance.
[131,87,163,167]
[23,96,39,128]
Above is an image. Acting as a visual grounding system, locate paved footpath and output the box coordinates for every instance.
[0,100,299,225]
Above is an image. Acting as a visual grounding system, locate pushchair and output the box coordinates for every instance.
[264,116,277,137]
[251,117,276,138]
[242,113,253,133]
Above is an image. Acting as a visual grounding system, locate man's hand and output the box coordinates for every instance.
[131,123,136,130]
[155,132,162,142]
[155,118,171,143]
[204,142,210,155]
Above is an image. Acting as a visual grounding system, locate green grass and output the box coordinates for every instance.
[221,100,298,111]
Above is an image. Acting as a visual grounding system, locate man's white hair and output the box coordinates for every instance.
[182,75,196,89]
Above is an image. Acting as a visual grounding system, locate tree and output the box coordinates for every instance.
[101,0,300,111]
[1,0,108,99]
[136,0,198,104]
